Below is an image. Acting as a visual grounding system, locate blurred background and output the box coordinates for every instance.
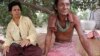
[0,0,100,38]
[0,0,100,56]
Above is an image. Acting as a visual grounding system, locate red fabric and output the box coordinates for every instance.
[87,30,100,39]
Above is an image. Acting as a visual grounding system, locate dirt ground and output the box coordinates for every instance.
[0,33,100,56]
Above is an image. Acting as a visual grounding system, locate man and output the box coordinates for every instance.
[2,1,42,56]
[44,0,93,56]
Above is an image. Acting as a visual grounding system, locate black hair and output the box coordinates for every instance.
[54,0,72,7]
[8,1,22,11]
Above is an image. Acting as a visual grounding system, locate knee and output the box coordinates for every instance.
[36,47,42,55]
[30,45,42,54]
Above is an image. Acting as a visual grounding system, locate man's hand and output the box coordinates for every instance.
[19,39,30,47]
[3,46,10,56]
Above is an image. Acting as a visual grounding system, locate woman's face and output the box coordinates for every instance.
[56,0,70,15]
[10,5,21,18]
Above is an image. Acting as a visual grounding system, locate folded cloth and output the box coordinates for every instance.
[87,30,100,39]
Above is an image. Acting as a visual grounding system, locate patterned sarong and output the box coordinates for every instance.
[48,42,81,56]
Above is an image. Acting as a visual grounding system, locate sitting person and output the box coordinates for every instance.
[2,1,42,56]
[44,0,93,56]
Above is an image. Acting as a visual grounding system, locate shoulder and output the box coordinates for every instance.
[68,13,79,23]
[48,14,57,32]
[7,19,13,29]
[21,16,31,22]
[67,12,79,23]
[48,14,57,20]
[72,14,80,23]
[48,14,57,26]
[71,14,81,26]
[21,16,31,21]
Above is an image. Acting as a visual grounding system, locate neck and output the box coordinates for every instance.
[58,14,67,22]
[12,16,21,25]
[13,16,20,21]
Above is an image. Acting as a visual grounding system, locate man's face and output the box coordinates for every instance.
[10,5,21,18]
[56,0,70,15]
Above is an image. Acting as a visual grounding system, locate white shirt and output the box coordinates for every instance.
[3,16,37,47]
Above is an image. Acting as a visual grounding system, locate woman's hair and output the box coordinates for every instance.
[8,1,22,11]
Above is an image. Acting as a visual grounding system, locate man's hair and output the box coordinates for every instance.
[8,1,22,11]
[54,0,72,7]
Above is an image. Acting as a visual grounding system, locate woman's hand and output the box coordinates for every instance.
[19,39,31,47]
[3,46,10,56]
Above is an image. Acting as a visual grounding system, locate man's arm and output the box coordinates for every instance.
[44,15,56,56]
[74,15,93,56]
[44,29,53,56]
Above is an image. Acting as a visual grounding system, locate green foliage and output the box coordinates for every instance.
[0,0,98,28]
[0,2,11,27]
[35,12,48,27]
[78,11,89,20]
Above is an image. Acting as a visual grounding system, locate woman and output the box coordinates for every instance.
[2,1,42,56]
